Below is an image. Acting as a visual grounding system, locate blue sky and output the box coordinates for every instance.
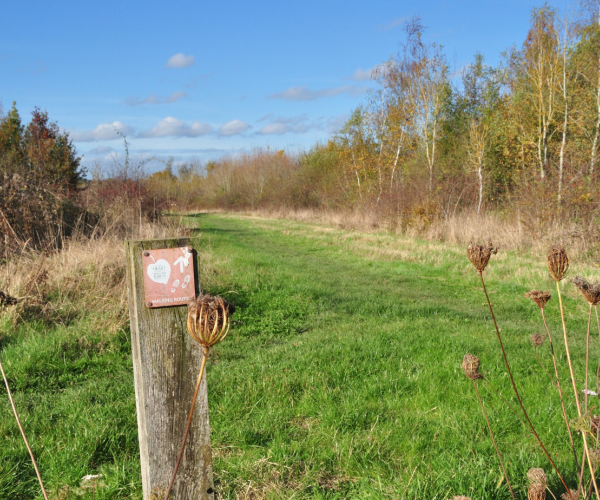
[2,0,548,173]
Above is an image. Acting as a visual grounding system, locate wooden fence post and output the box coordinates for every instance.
[125,237,214,500]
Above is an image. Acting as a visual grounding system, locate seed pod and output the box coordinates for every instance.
[561,490,579,500]
[531,334,546,348]
[570,276,600,306]
[187,295,235,350]
[589,448,600,465]
[467,241,498,272]
[525,290,551,309]
[528,482,546,500]
[570,414,592,433]
[527,468,547,485]
[462,354,483,380]
[547,247,569,282]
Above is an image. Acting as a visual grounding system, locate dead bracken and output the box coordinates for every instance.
[547,247,569,282]
[525,290,552,309]
[467,241,497,272]
[462,354,483,380]
[570,276,600,306]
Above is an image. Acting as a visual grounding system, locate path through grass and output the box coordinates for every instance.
[1,213,598,499]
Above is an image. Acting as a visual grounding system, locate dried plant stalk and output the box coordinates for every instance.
[0,359,48,500]
[462,355,515,500]
[163,295,234,500]
[470,245,572,496]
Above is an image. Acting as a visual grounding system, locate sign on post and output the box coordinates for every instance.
[125,237,214,500]
[142,246,196,308]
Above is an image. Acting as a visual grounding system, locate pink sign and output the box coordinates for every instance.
[142,247,196,308]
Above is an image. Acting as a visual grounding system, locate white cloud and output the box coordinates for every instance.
[122,91,187,106]
[70,121,134,142]
[376,16,409,32]
[87,145,113,155]
[268,85,368,101]
[258,123,291,135]
[137,117,212,138]
[257,114,321,135]
[219,120,250,136]
[350,68,374,81]
[327,114,349,135]
[166,53,195,68]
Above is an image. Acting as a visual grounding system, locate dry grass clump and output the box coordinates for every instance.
[0,217,192,333]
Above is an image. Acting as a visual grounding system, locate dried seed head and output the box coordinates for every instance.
[547,247,569,281]
[531,334,546,348]
[592,416,600,433]
[462,354,483,380]
[570,275,600,306]
[589,448,600,465]
[187,295,235,351]
[525,290,552,309]
[467,241,498,272]
[452,497,471,500]
[570,414,593,433]
[527,468,547,485]
[528,482,546,500]
[561,490,580,500]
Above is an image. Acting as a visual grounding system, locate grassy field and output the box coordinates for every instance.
[1,213,599,499]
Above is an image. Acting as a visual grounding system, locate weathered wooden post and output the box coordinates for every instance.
[125,237,214,500]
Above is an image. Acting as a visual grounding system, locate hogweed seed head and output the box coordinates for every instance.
[570,275,600,306]
[525,290,551,309]
[561,490,579,500]
[570,414,592,433]
[467,241,498,272]
[589,448,600,465]
[462,354,483,380]
[527,468,547,485]
[531,334,546,348]
[187,295,235,351]
[528,482,546,500]
[547,247,569,281]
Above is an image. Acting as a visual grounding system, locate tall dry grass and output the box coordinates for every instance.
[0,215,193,333]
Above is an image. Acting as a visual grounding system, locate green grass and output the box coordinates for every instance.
[1,213,599,499]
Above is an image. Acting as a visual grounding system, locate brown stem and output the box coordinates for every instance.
[473,379,516,500]
[478,271,571,496]
[541,308,579,472]
[0,358,48,500]
[163,347,209,500]
[555,282,596,498]
[483,379,526,425]
[582,431,600,499]
[586,303,593,413]
[556,281,582,414]
[595,306,600,449]
[534,347,553,382]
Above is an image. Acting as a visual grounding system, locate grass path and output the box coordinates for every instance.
[1,213,598,499]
